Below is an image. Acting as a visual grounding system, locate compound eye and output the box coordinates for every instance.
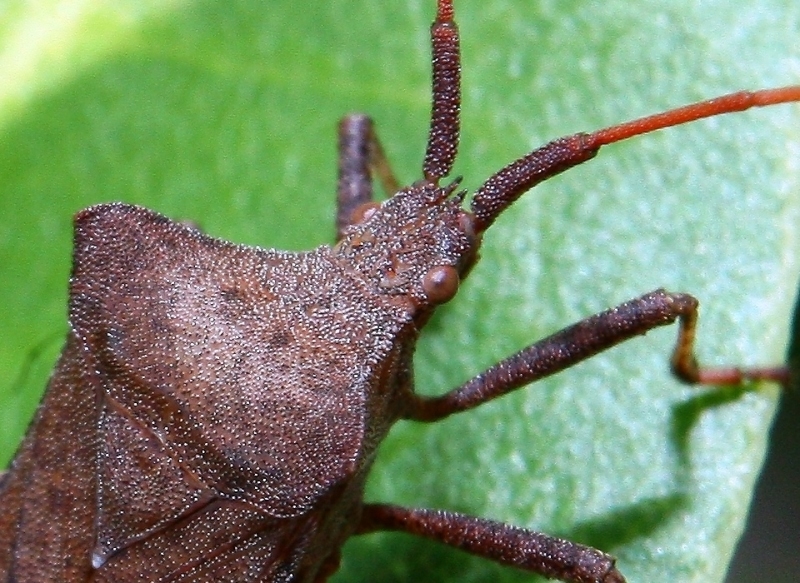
[422,265,459,305]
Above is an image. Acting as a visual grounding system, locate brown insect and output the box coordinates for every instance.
[0,0,797,581]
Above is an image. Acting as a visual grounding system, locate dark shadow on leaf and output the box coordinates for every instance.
[784,279,800,391]
[564,493,687,552]
[339,531,484,583]
[670,385,749,468]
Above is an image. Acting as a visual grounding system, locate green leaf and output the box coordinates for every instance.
[0,1,797,582]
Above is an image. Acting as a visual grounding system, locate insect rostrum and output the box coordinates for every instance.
[0,0,797,582]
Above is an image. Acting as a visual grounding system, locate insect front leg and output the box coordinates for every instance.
[405,289,787,422]
[335,114,400,240]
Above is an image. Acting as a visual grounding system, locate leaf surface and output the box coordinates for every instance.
[0,1,797,582]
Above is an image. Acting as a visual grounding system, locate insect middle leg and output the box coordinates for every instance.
[406,289,788,422]
[335,115,400,240]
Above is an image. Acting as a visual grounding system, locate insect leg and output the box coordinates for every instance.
[406,289,787,422]
[357,503,625,583]
[669,299,789,385]
[336,114,400,240]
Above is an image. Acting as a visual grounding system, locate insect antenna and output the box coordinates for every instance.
[471,86,800,232]
[423,0,461,183]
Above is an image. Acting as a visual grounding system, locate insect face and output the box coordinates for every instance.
[334,180,480,313]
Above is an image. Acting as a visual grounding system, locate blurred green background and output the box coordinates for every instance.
[0,1,797,582]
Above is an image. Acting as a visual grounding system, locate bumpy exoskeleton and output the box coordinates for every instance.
[1,0,797,582]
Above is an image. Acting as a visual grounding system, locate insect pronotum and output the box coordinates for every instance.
[0,0,798,582]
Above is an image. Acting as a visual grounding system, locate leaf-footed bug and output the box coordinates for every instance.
[0,0,798,582]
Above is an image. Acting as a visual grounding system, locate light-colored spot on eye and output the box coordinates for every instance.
[422,265,459,304]
[350,201,381,225]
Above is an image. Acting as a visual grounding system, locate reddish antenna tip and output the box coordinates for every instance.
[437,0,454,22]
[586,85,800,149]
